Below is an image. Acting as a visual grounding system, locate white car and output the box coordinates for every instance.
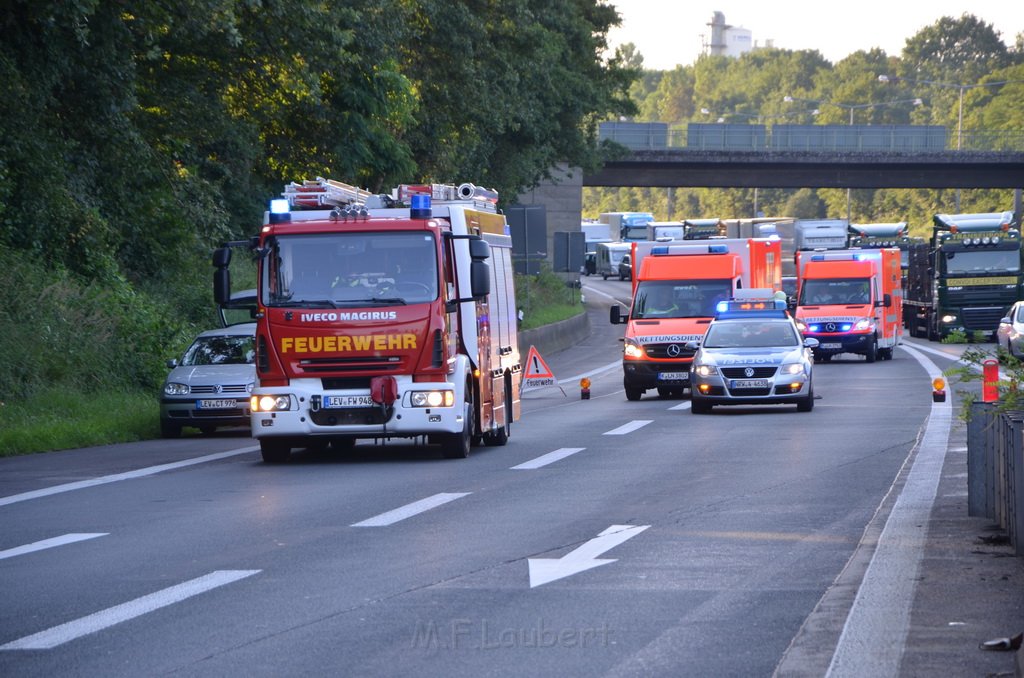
[160,323,256,437]
[997,301,1024,359]
[689,300,818,413]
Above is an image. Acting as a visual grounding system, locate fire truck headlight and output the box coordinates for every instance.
[941,314,958,324]
[695,364,718,377]
[411,390,454,407]
[854,319,873,331]
[164,382,189,396]
[623,339,645,359]
[252,395,291,412]
[780,362,804,375]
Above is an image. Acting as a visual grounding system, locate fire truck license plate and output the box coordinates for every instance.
[197,399,237,409]
[658,372,689,381]
[730,379,769,389]
[820,343,842,350]
[323,395,375,408]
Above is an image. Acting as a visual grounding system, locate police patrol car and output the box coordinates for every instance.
[688,292,818,413]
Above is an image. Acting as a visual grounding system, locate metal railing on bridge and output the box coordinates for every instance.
[599,121,1024,153]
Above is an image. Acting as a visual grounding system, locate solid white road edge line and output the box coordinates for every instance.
[0,570,260,650]
[825,342,951,677]
[511,448,586,470]
[351,492,471,527]
[0,533,108,561]
[0,446,260,508]
[603,420,653,436]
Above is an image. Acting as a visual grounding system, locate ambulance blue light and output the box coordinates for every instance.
[716,300,729,313]
[410,194,432,219]
[808,324,821,332]
[840,323,852,331]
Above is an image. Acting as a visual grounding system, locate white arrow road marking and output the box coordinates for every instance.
[0,570,260,650]
[528,524,650,588]
[511,448,585,470]
[351,492,471,527]
[0,446,259,507]
[0,533,108,561]
[603,420,653,435]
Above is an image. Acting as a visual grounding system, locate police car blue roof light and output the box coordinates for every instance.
[269,198,291,223]
[714,298,788,319]
[716,300,729,313]
[651,246,669,255]
[707,245,728,254]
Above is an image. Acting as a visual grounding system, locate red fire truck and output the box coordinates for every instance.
[214,179,521,462]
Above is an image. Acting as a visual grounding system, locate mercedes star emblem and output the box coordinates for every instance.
[667,344,681,357]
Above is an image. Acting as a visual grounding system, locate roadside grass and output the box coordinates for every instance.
[517,267,585,330]
[0,388,158,457]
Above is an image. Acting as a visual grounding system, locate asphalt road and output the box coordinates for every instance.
[0,277,981,677]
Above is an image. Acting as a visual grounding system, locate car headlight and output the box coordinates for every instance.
[940,314,957,324]
[796,321,808,332]
[623,338,645,359]
[411,390,455,407]
[780,362,805,375]
[694,364,718,377]
[854,319,873,331]
[251,394,292,412]
[164,382,189,396]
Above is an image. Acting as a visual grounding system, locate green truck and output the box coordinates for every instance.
[904,211,1021,340]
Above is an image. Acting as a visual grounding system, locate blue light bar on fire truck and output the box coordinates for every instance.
[650,244,729,256]
[268,198,291,224]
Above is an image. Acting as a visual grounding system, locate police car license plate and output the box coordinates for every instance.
[197,399,237,409]
[730,379,769,389]
[658,372,689,381]
[323,395,375,408]
[820,343,842,350]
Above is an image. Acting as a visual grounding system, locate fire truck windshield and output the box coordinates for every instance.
[266,232,439,306]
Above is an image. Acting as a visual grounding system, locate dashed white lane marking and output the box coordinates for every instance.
[603,420,653,436]
[0,570,260,650]
[0,533,108,561]
[0,446,259,507]
[668,401,692,411]
[511,448,586,470]
[351,492,471,527]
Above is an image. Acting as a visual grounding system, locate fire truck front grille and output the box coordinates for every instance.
[643,343,696,359]
[310,407,391,426]
[321,377,371,390]
[297,356,404,374]
[721,367,778,379]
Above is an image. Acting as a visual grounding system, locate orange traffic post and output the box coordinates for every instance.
[982,359,999,402]
[580,377,591,400]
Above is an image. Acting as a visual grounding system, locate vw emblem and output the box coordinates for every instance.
[213,384,223,394]
[825,322,836,332]
[744,367,755,377]
[666,344,682,357]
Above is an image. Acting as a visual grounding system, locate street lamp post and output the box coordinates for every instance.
[782,95,923,220]
[878,74,1024,210]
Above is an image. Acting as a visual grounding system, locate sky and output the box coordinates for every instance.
[606,1,1023,70]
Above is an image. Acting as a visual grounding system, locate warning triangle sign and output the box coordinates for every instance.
[523,345,554,379]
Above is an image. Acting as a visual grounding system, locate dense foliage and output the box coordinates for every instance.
[585,13,1024,234]
[0,0,636,407]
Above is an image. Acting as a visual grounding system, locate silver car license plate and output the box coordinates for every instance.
[323,395,375,408]
[658,372,689,381]
[820,342,842,349]
[730,379,769,389]
[197,399,238,409]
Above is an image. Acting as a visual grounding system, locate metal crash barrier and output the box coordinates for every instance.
[968,402,1024,555]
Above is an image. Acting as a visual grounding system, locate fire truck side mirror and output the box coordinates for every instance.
[470,261,491,298]
[468,237,490,261]
[212,247,231,268]
[213,268,231,305]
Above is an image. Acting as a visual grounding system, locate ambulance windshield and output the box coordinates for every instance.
[265,232,439,307]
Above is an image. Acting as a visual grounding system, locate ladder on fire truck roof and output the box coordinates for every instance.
[282,177,500,210]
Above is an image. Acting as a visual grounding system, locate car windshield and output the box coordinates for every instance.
[632,280,732,319]
[182,335,255,366]
[703,321,798,348]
